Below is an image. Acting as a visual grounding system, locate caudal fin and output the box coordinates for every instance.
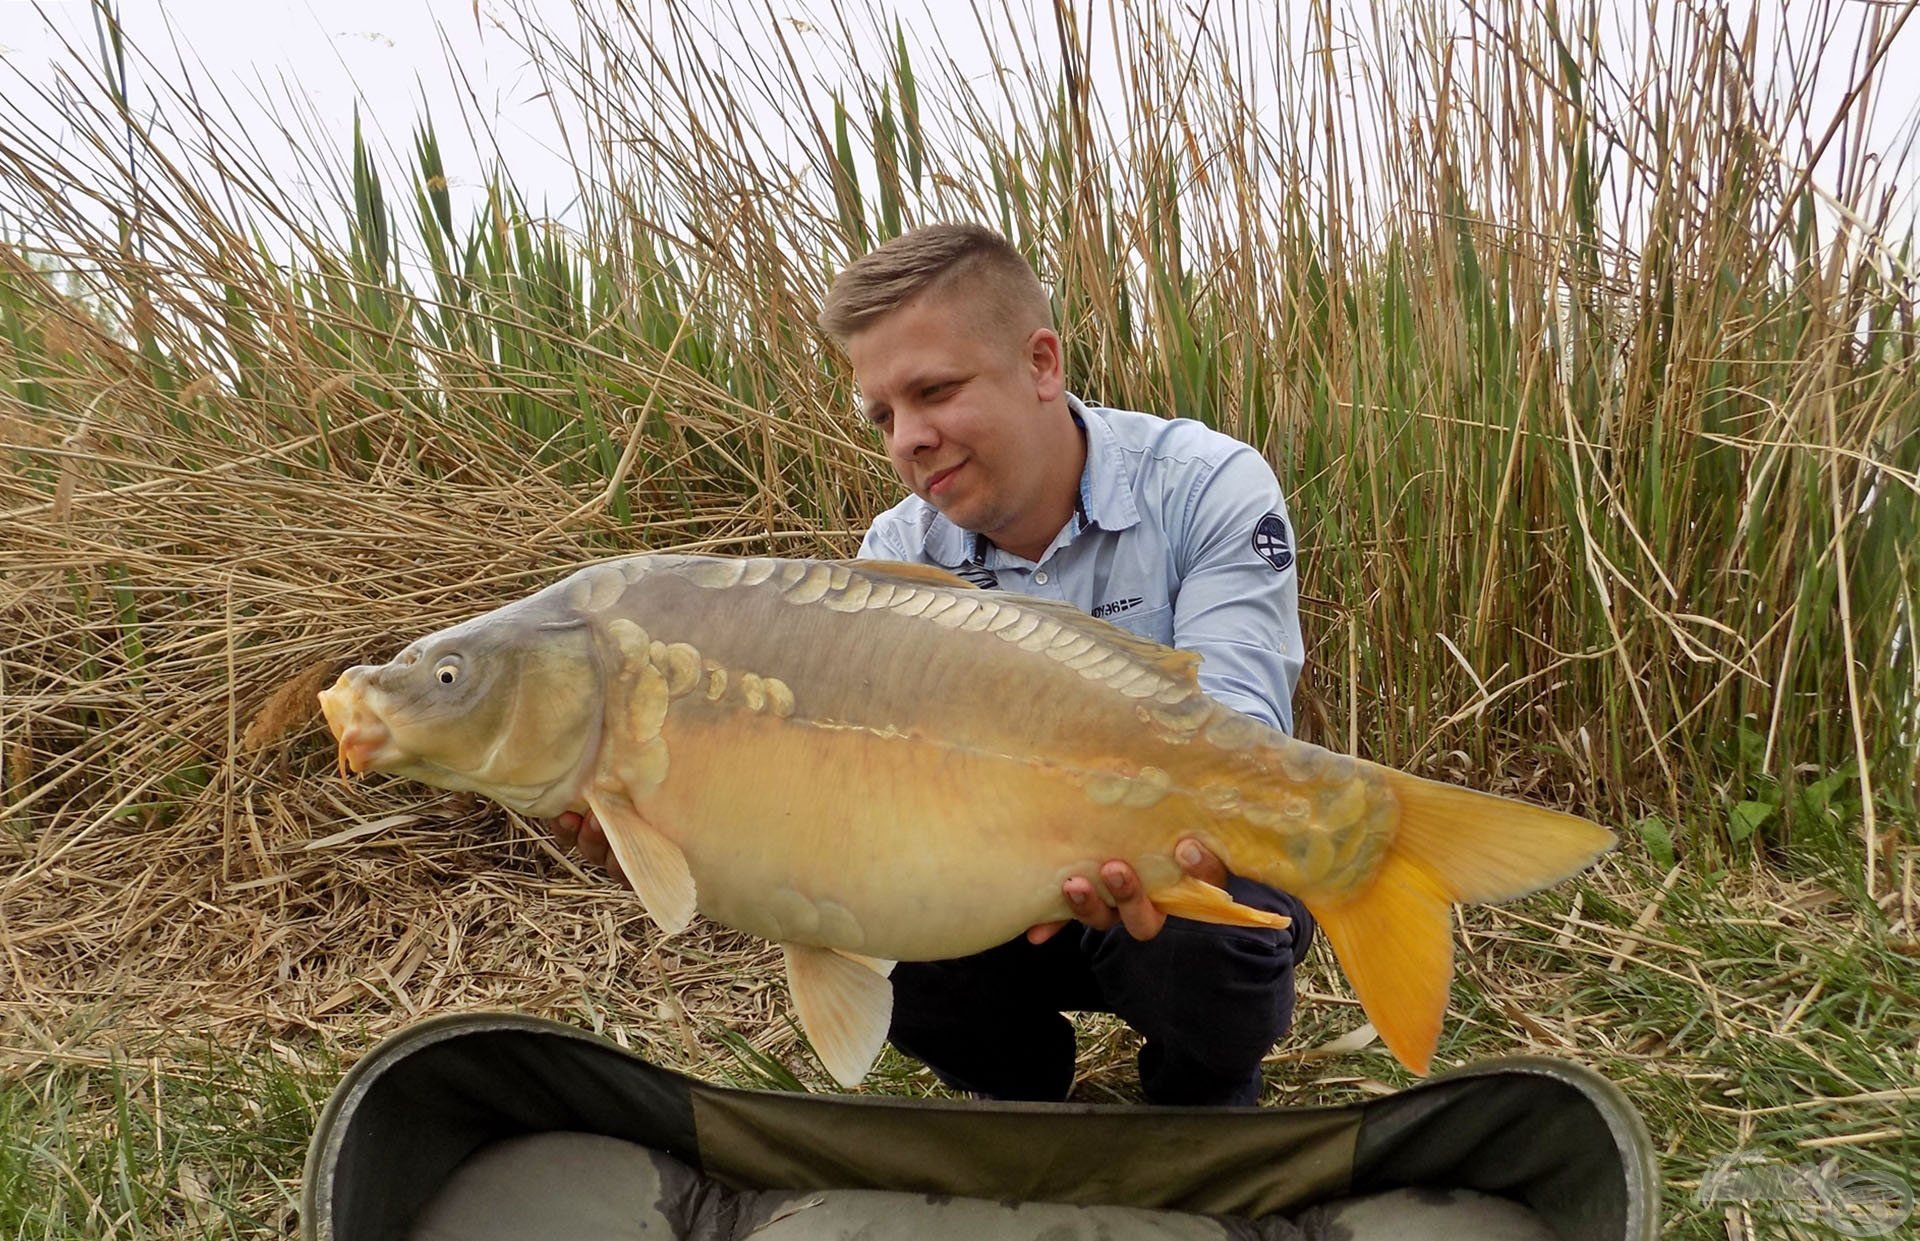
[1380,772,1617,904]
[1307,771,1615,1075]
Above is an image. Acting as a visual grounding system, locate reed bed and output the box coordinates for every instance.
[1,1,1917,1236]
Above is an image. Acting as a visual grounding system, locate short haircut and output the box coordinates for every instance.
[818,222,1054,347]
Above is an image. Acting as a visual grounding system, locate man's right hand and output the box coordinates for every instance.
[547,810,630,888]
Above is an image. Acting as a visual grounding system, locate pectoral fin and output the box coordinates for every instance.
[584,789,696,937]
[783,943,893,1088]
[1149,875,1294,930]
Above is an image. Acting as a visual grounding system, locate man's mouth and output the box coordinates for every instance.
[925,461,965,497]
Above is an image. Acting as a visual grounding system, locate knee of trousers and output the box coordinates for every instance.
[884,938,1085,1040]
[885,958,969,1039]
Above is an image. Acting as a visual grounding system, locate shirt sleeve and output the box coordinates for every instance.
[1170,448,1305,733]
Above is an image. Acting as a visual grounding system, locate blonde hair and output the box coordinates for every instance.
[818,223,1053,347]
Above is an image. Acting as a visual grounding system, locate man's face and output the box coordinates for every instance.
[846,288,1062,539]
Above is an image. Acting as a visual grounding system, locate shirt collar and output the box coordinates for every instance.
[919,392,1141,568]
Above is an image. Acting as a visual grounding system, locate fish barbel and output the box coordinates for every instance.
[317,554,1614,1086]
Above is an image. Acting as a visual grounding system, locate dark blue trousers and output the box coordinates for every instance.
[887,875,1314,1106]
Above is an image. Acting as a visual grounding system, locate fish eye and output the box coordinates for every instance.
[435,662,459,686]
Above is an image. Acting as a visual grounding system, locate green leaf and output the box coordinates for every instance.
[712,1027,807,1093]
[1635,816,1675,870]
[413,118,455,246]
[1728,800,1775,844]
[830,92,868,251]
[895,20,921,190]
[876,91,902,240]
[351,105,390,277]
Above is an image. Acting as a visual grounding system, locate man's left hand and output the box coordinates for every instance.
[1026,838,1228,944]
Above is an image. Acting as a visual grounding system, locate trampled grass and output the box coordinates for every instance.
[2,0,1917,1237]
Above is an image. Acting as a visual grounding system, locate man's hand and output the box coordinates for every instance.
[1026,838,1228,944]
[547,809,630,889]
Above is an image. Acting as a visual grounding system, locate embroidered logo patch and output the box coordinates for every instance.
[1252,513,1293,572]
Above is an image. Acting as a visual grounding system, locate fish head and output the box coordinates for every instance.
[318,603,604,818]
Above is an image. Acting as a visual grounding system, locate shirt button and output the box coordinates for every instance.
[1034,571,1049,585]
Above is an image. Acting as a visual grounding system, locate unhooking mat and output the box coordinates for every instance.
[300,1012,1659,1241]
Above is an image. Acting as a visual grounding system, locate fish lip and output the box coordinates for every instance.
[318,677,355,778]
[317,675,353,736]
[318,672,399,776]
[337,728,400,774]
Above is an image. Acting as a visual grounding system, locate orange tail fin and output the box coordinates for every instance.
[1310,850,1454,1075]
[1305,770,1615,1075]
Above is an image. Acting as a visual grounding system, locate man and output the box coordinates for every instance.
[554,222,1309,1106]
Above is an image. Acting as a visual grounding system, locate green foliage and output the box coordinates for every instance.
[0,1045,327,1236]
[712,1026,810,1093]
[1634,816,1674,870]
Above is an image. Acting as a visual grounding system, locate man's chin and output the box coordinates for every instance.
[933,499,991,533]
[923,485,981,522]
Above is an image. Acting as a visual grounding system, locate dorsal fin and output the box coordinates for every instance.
[839,559,979,590]
[846,560,1201,686]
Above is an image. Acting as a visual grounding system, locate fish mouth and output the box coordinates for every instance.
[318,673,400,780]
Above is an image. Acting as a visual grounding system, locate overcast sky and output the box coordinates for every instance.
[3,1,1916,260]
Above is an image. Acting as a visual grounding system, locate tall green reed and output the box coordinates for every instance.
[0,0,1914,891]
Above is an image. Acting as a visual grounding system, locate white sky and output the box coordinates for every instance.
[1,1,1916,266]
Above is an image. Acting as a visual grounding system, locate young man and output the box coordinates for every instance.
[554,222,1309,1106]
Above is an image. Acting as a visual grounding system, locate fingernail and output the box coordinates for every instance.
[1177,841,1202,867]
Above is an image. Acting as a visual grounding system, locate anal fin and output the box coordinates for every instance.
[585,789,696,937]
[783,943,893,1088]
[1149,875,1294,930]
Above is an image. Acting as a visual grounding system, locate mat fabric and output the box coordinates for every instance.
[304,1014,1660,1241]
[404,1131,1556,1241]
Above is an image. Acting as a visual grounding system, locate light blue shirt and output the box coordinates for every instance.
[857,393,1304,733]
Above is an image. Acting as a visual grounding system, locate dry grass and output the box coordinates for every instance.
[2,0,1918,1236]
[0,457,834,1053]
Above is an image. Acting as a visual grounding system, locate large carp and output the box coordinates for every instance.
[318,554,1613,1086]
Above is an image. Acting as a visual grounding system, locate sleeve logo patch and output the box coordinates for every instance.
[1252,513,1293,572]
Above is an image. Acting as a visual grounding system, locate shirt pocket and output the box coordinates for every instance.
[1108,604,1174,647]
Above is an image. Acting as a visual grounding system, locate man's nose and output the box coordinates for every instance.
[891,406,939,453]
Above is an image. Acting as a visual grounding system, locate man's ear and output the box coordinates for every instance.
[1027,327,1065,400]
